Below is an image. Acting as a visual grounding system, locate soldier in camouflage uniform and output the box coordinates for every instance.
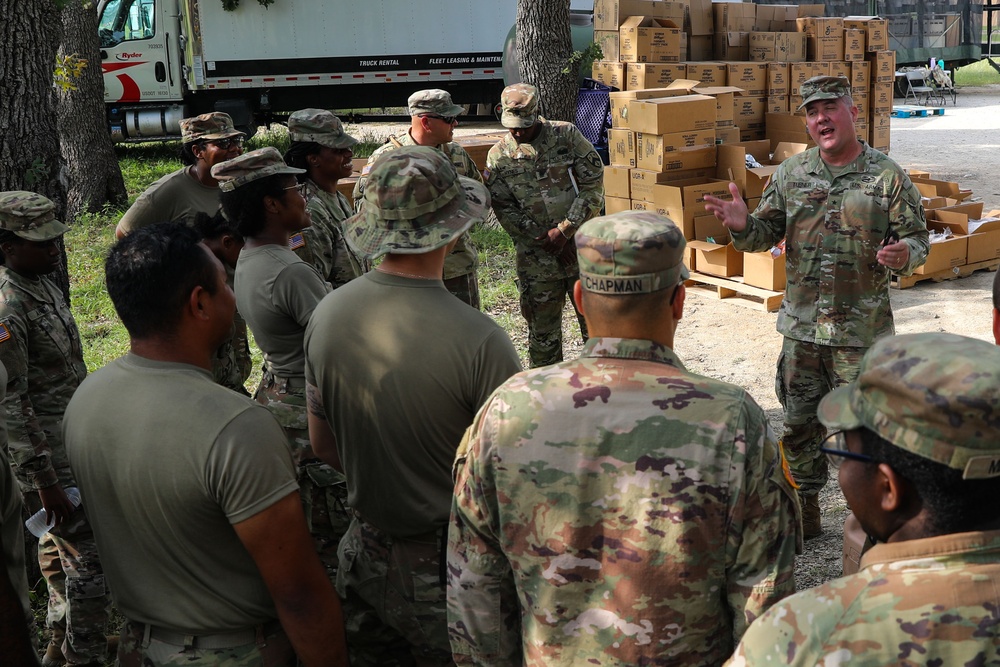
[305,147,521,666]
[353,89,482,308]
[485,83,604,368]
[284,109,369,288]
[705,75,929,537]
[448,211,801,666]
[0,192,110,667]
[728,332,1000,666]
[213,149,350,583]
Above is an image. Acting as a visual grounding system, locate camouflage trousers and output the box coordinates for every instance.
[212,319,252,396]
[27,494,110,666]
[776,337,866,494]
[517,273,589,368]
[443,272,480,310]
[116,619,294,666]
[336,517,454,667]
[255,372,351,580]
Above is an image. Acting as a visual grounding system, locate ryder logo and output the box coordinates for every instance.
[116,52,143,61]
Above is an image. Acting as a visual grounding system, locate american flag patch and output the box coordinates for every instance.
[288,233,306,250]
[361,164,372,175]
[0,323,10,344]
[483,168,490,180]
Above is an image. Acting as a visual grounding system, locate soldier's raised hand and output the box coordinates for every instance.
[704,182,749,233]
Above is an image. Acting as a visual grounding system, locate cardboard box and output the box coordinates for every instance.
[627,63,685,90]
[689,238,745,277]
[797,4,825,18]
[911,177,973,202]
[594,0,687,31]
[766,112,814,148]
[767,95,790,113]
[851,61,870,92]
[829,61,851,80]
[740,128,766,142]
[808,36,845,61]
[870,81,893,114]
[609,128,637,167]
[620,16,684,63]
[844,28,865,61]
[854,91,869,121]
[767,63,790,95]
[636,129,716,171]
[592,61,625,90]
[687,35,713,61]
[727,63,768,96]
[627,93,717,134]
[636,145,717,173]
[595,30,621,62]
[716,125,742,144]
[867,50,895,83]
[693,214,729,242]
[629,168,675,202]
[796,17,844,37]
[734,96,767,131]
[844,16,889,51]
[715,32,750,61]
[604,166,631,199]
[687,0,713,35]
[743,250,787,290]
[609,87,674,128]
[714,2,756,32]
[716,139,808,198]
[913,221,967,274]
[755,4,798,32]
[790,62,829,90]
[748,32,807,62]
[605,196,632,214]
[651,177,733,237]
[690,84,746,126]
[970,208,1000,263]
[686,62,728,86]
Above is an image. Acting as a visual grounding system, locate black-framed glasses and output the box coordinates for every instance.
[819,431,878,470]
[420,114,457,124]
[283,182,307,197]
[209,136,244,150]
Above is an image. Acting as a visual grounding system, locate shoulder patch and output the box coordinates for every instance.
[288,233,306,251]
[361,164,373,176]
[482,168,490,180]
[0,322,10,344]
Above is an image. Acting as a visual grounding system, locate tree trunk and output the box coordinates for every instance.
[0,0,71,301]
[516,0,578,122]
[57,1,127,219]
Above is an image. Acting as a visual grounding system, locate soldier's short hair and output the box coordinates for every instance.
[106,222,220,339]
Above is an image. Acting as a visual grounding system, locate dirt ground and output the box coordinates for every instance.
[360,86,1000,589]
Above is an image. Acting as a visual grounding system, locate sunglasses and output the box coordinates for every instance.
[420,114,457,125]
[819,431,878,470]
[208,136,244,150]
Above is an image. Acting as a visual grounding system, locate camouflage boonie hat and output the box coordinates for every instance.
[797,75,852,111]
[408,89,465,118]
[344,146,489,259]
[0,191,69,241]
[288,109,359,149]
[180,112,244,144]
[575,211,689,295]
[500,83,539,128]
[211,147,305,192]
[819,332,1000,479]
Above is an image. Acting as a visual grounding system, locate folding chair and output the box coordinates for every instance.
[903,70,936,105]
[930,67,958,105]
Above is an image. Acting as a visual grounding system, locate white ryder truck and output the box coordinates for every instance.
[97,0,521,141]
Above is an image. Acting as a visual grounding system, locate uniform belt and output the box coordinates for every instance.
[131,619,283,650]
[262,370,306,389]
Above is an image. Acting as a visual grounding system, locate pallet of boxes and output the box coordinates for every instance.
[592,0,892,310]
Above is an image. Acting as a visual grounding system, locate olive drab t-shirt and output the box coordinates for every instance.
[117,167,222,234]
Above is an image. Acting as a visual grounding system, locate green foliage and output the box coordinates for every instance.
[954,58,1000,87]
[54,53,88,92]
[24,158,50,188]
[563,42,605,76]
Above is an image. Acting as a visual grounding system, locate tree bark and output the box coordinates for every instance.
[58,1,127,219]
[516,0,578,122]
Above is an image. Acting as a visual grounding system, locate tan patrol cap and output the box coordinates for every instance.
[797,75,852,111]
[180,112,245,144]
[500,83,539,128]
[0,191,69,241]
[211,147,305,192]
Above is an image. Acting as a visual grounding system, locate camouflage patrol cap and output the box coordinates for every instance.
[180,112,244,144]
[797,75,852,111]
[287,109,359,149]
[575,211,689,295]
[211,147,305,192]
[408,89,465,118]
[344,146,488,259]
[500,83,539,128]
[819,332,1000,480]
[0,191,69,242]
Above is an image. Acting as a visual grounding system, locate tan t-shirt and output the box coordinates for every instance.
[63,354,299,633]
[117,167,222,234]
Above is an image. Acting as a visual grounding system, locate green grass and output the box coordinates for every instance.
[954,58,1000,86]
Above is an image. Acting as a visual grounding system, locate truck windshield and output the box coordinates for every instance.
[99,0,156,48]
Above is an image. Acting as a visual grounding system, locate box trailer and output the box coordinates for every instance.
[98,0,519,141]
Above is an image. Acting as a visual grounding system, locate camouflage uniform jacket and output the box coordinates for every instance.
[731,142,929,347]
[354,132,480,280]
[448,337,801,666]
[0,268,86,490]
[292,178,368,289]
[727,530,1000,666]
[484,119,604,279]
[211,265,252,393]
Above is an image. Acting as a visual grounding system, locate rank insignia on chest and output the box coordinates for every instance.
[288,234,306,250]
[0,322,10,344]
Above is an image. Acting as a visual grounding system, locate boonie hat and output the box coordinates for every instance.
[0,191,69,241]
[797,75,852,111]
[180,112,245,144]
[211,147,305,192]
[344,146,488,259]
[288,109,359,150]
[500,83,539,128]
[575,211,689,295]
[818,332,1000,479]
[408,89,465,118]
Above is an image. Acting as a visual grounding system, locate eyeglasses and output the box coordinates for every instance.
[208,136,244,150]
[420,114,457,125]
[283,182,307,197]
[819,431,878,470]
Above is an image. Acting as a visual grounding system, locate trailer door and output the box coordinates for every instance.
[99,0,182,103]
